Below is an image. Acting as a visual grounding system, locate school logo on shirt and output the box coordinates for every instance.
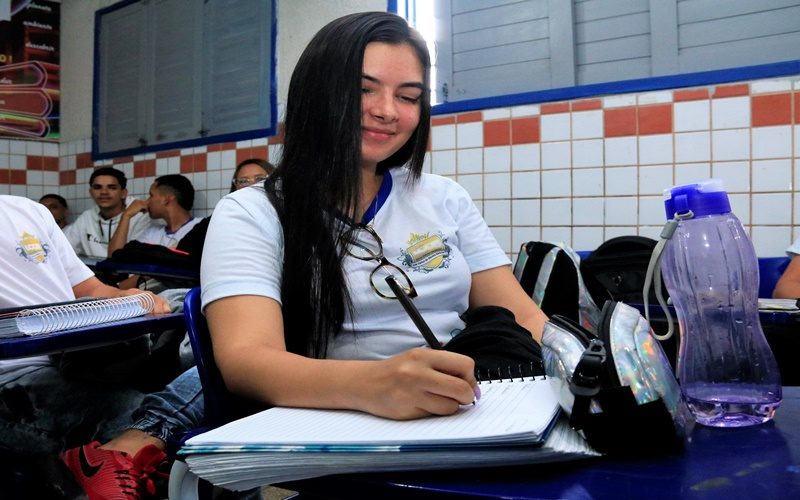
[16,231,50,264]
[399,231,451,273]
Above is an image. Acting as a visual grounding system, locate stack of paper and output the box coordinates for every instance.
[181,378,599,491]
[757,298,800,312]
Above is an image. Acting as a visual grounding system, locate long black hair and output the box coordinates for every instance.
[265,12,431,357]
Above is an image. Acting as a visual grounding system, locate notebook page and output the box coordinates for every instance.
[186,377,558,449]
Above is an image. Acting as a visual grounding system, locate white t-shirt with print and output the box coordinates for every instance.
[201,168,510,360]
[0,195,95,375]
[137,217,202,248]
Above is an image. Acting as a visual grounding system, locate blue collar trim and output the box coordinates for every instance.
[360,171,393,225]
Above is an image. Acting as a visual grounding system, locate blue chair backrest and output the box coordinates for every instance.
[184,287,263,428]
[183,287,229,427]
[758,257,790,299]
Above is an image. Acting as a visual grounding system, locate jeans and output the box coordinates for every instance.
[0,364,145,454]
[127,366,204,444]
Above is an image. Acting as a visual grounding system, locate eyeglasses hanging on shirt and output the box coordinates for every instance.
[340,223,442,349]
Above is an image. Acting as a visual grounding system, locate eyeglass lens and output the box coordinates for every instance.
[370,262,415,298]
[342,225,416,299]
[342,226,382,260]
[234,175,267,187]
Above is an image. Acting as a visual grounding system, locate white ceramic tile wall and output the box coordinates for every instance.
[3,77,800,261]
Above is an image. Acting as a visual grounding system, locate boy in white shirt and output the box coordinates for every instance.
[64,167,150,259]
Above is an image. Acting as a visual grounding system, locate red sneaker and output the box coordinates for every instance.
[61,441,167,499]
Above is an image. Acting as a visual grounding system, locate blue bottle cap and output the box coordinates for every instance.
[663,179,731,220]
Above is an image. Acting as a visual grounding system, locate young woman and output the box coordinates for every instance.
[202,12,548,421]
[230,158,275,192]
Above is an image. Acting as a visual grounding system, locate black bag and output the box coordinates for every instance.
[444,305,544,379]
[175,215,211,269]
[542,300,694,455]
[581,236,667,305]
[108,240,199,271]
[513,241,601,332]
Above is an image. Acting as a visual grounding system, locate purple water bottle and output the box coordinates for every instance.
[660,179,781,427]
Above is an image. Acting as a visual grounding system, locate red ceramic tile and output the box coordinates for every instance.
[483,120,510,146]
[133,161,146,178]
[155,150,179,158]
[0,169,8,184]
[432,115,456,126]
[236,147,255,165]
[713,84,749,98]
[180,155,194,173]
[795,91,800,124]
[43,156,59,171]
[511,117,540,144]
[638,104,673,135]
[192,153,208,172]
[76,152,93,169]
[9,169,26,184]
[207,144,223,152]
[604,108,637,137]
[251,146,269,161]
[60,170,76,185]
[26,155,43,170]
[752,93,792,127]
[457,111,482,123]
[674,88,709,101]
[114,155,135,163]
[572,99,601,111]
[541,102,569,114]
[142,159,156,177]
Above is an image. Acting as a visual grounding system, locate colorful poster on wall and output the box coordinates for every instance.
[0,0,60,140]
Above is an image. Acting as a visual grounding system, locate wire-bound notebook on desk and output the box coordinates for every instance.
[180,374,599,491]
[0,293,156,338]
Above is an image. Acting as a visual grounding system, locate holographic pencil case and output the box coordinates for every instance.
[542,300,694,454]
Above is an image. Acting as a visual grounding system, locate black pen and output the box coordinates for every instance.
[384,275,443,350]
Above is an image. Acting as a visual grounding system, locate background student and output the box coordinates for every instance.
[108,174,202,290]
[38,193,69,229]
[64,167,150,259]
[0,194,170,495]
[773,237,800,298]
[229,158,274,192]
[108,174,202,256]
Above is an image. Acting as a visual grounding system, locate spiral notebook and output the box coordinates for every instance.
[0,293,156,338]
[181,375,598,490]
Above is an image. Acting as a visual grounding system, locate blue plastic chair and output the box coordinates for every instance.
[758,257,790,299]
[182,287,229,427]
[169,287,266,499]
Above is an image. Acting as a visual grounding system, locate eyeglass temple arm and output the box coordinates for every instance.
[384,276,443,350]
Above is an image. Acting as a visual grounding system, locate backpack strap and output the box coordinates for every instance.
[514,241,602,332]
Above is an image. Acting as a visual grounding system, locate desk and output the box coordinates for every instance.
[0,312,185,359]
[93,260,199,288]
[283,387,800,499]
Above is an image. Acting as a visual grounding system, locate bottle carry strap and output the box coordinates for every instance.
[643,210,693,341]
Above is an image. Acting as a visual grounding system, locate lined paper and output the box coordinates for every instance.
[185,377,559,449]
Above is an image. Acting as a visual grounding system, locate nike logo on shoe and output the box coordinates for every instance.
[79,445,103,477]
